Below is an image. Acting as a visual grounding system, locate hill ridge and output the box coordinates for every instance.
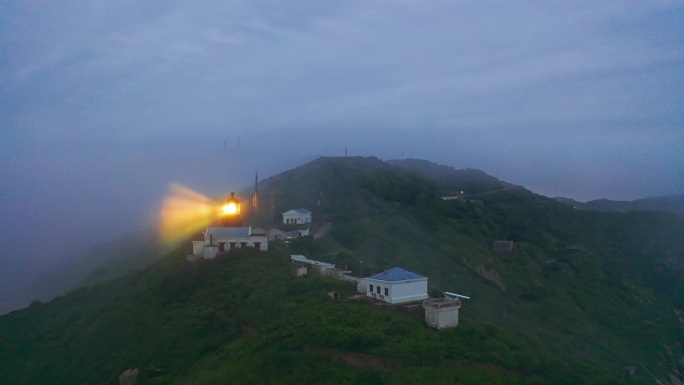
[3,156,682,384]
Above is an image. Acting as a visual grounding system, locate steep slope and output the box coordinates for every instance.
[0,247,625,385]
[252,156,684,382]
[8,227,163,314]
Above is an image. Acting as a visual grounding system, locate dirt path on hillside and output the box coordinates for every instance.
[314,223,333,239]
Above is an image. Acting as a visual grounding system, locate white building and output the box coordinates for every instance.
[282,209,312,224]
[192,226,268,259]
[365,267,428,304]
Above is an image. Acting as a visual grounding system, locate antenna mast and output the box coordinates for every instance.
[253,172,259,213]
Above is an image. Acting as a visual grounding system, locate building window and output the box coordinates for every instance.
[369,284,374,293]
[240,242,248,248]
[384,287,389,296]
[254,242,261,251]
[229,242,236,250]
[376,286,381,294]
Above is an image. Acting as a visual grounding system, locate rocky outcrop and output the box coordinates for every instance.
[119,368,139,385]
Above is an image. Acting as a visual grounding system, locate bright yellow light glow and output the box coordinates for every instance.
[159,183,219,250]
[222,202,238,215]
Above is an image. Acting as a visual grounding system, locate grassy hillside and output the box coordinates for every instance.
[1,247,626,385]
[2,156,682,384]
[249,156,683,382]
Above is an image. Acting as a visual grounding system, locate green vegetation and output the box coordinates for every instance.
[0,249,626,385]
[250,156,683,383]
[2,156,682,384]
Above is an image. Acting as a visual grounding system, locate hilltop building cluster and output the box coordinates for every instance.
[186,191,465,329]
[189,201,313,260]
[289,254,464,330]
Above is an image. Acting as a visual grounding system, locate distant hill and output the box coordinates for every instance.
[3,156,682,384]
[555,194,684,215]
[386,158,509,193]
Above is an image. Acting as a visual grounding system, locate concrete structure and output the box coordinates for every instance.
[366,267,428,304]
[192,226,268,259]
[290,254,336,274]
[492,240,514,253]
[269,227,310,241]
[289,255,366,293]
[283,208,312,224]
[291,262,308,277]
[251,227,267,236]
[285,228,310,238]
[423,297,462,329]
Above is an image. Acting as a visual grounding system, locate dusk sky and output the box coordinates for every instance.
[1,1,683,311]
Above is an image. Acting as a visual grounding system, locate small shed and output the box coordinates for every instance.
[365,267,428,304]
[423,296,461,329]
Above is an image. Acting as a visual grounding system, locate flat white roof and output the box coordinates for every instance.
[290,254,335,268]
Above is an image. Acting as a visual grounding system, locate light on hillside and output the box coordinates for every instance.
[220,192,241,217]
[222,202,238,215]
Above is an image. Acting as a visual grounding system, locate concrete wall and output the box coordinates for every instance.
[193,234,268,258]
[203,245,218,259]
[268,228,285,240]
[192,241,205,256]
[249,235,269,251]
[390,280,428,304]
[366,278,428,304]
[423,298,461,329]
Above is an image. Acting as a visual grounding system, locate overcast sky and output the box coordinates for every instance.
[1,1,682,311]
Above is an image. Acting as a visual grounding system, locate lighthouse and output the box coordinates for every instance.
[220,192,242,227]
[191,191,268,259]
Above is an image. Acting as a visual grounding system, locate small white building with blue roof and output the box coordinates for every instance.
[366,267,428,304]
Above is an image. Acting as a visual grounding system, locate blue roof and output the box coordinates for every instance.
[367,267,426,281]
